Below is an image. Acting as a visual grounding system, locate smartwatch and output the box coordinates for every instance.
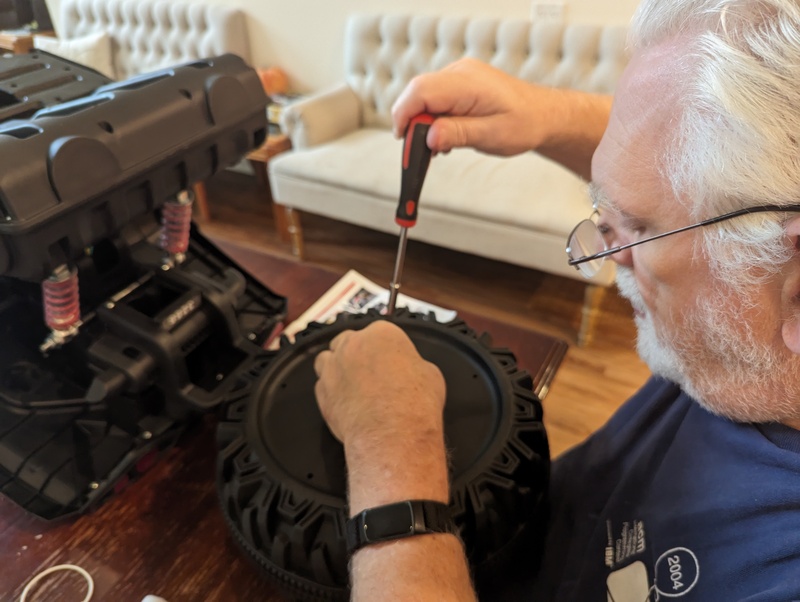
[345,500,454,554]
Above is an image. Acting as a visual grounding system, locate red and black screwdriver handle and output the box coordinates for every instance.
[396,113,435,228]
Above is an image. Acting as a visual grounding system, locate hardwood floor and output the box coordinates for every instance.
[197,170,652,457]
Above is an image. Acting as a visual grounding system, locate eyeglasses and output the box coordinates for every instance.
[566,203,800,278]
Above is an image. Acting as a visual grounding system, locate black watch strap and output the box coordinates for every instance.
[345,500,454,554]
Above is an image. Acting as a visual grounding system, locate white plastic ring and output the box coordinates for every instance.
[20,564,94,602]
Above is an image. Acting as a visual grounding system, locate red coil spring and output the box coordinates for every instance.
[42,267,80,331]
[160,196,193,255]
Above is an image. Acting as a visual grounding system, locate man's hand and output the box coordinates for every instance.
[314,320,445,448]
[313,320,476,602]
[391,57,613,180]
[313,319,449,511]
[392,58,560,156]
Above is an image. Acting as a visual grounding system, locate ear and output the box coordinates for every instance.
[781,215,800,354]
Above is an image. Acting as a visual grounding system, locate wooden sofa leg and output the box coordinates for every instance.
[272,202,290,243]
[283,206,305,259]
[577,284,606,347]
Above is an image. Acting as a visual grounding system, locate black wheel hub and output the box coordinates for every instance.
[217,309,550,600]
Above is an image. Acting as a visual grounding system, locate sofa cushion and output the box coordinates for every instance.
[271,128,589,236]
[34,31,115,79]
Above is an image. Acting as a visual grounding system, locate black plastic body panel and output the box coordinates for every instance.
[0,53,268,281]
[0,50,112,123]
[0,53,287,520]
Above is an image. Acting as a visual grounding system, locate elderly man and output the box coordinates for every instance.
[313,0,800,599]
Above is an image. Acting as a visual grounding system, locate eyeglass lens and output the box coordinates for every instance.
[568,219,607,278]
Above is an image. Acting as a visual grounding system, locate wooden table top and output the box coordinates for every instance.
[0,239,567,602]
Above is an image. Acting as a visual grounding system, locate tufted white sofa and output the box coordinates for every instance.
[270,14,629,342]
[50,0,250,80]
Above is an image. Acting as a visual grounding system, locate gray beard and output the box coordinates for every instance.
[614,266,799,423]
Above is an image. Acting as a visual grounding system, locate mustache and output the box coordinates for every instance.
[615,267,647,314]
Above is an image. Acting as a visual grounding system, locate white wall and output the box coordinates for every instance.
[45,0,639,92]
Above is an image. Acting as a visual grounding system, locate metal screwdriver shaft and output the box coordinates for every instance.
[388,227,409,313]
[387,113,435,314]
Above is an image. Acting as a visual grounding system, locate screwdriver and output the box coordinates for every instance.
[387,113,435,314]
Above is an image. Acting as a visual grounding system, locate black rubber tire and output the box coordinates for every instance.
[216,309,549,600]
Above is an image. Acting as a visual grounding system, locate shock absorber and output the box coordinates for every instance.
[160,189,194,266]
[40,264,81,353]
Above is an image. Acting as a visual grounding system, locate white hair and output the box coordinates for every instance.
[631,0,800,284]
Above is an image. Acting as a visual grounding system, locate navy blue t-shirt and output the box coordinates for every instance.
[517,377,800,601]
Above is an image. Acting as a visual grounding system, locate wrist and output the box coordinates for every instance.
[520,85,566,150]
[344,425,450,515]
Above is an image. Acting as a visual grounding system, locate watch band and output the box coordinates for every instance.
[345,500,454,554]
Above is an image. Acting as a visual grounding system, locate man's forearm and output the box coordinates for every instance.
[534,89,613,181]
[345,428,477,601]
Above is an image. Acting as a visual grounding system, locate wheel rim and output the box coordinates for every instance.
[217,309,549,600]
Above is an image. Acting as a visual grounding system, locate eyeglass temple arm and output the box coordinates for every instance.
[568,204,800,266]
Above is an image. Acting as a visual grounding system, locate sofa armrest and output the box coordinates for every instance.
[279,83,362,149]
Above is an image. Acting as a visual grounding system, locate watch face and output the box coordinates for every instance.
[363,501,415,542]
